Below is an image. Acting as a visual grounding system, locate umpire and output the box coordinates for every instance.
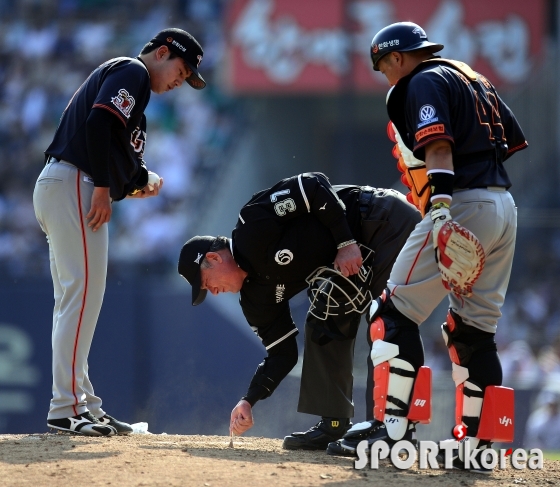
[178,172,420,449]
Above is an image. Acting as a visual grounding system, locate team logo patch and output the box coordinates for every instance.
[194,253,203,264]
[412,27,427,38]
[111,88,135,119]
[197,54,202,67]
[130,127,146,154]
[419,105,436,121]
[275,249,293,265]
[415,124,445,141]
[372,44,379,54]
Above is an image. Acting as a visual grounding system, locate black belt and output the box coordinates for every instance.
[45,157,85,175]
[358,186,375,219]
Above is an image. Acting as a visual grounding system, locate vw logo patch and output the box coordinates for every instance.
[275,249,293,265]
[419,105,436,121]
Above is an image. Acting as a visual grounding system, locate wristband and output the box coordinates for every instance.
[427,169,454,203]
[337,239,357,250]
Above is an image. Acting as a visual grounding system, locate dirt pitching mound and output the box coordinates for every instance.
[0,433,558,486]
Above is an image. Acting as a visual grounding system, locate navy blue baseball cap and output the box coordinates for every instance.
[178,236,216,305]
[150,28,206,90]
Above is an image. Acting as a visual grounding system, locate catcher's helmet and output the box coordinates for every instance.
[370,22,444,71]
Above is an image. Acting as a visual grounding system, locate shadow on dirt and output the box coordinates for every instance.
[0,433,119,465]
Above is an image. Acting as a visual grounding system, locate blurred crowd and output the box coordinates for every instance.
[0,0,241,277]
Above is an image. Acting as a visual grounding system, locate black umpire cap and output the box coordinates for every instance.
[149,28,206,90]
[370,22,444,71]
[178,236,216,305]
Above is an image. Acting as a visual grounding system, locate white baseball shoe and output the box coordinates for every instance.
[47,412,116,436]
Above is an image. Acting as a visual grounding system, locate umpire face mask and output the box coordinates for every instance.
[306,245,375,345]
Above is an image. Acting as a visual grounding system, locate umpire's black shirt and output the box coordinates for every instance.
[232,172,362,351]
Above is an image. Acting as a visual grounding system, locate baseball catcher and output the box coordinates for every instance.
[178,172,420,450]
[327,22,527,475]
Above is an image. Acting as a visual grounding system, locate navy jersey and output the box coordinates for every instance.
[232,173,361,349]
[388,59,527,189]
[46,57,151,200]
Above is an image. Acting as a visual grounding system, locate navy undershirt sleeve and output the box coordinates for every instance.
[86,107,120,187]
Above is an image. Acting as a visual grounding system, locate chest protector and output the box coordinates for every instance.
[387,122,431,217]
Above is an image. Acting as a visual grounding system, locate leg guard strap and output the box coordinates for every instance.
[386,365,416,416]
[458,380,484,434]
[374,357,416,440]
[389,366,416,379]
[373,359,432,429]
[464,384,484,400]
[373,357,415,420]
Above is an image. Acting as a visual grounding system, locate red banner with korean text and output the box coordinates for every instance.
[225,0,545,93]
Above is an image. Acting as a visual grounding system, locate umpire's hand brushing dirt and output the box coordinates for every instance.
[230,400,254,435]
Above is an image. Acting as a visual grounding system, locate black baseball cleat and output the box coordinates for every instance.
[436,438,494,475]
[283,418,352,450]
[97,414,133,435]
[47,412,117,436]
[327,419,417,456]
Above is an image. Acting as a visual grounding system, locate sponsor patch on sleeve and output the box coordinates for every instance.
[415,124,445,141]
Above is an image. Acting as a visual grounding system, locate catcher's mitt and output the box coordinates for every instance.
[435,221,485,297]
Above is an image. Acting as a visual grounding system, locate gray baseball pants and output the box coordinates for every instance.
[389,187,517,332]
[33,160,108,420]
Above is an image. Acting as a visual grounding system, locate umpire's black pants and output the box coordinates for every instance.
[297,188,421,419]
